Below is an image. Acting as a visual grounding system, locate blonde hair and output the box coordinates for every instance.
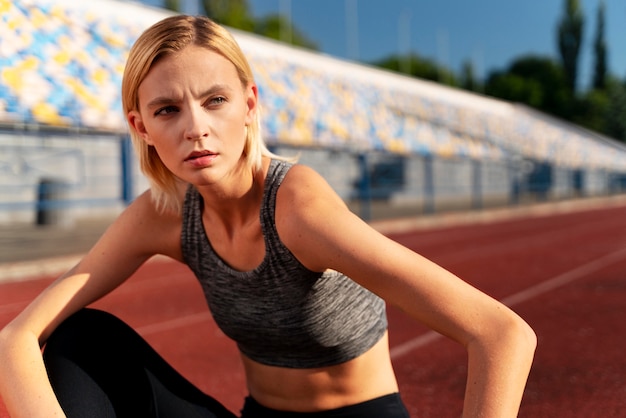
[122,15,287,213]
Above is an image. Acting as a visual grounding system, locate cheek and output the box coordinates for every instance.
[146,134,178,163]
[144,122,178,148]
[150,145,183,178]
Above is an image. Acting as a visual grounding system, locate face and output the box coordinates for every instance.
[128,45,257,187]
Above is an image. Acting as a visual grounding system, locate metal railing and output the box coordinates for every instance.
[1,129,625,226]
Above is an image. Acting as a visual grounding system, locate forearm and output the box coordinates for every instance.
[0,327,65,417]
[462,317,536,418]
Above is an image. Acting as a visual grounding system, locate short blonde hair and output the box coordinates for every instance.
[122,15,281,213]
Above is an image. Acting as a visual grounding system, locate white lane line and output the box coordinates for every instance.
[390,246,626,360]
[389,330,443,360]
[499,247,626,307]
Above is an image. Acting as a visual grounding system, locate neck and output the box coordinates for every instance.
[198,159,266,231]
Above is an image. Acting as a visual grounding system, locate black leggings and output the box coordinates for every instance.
[43,309,409,417]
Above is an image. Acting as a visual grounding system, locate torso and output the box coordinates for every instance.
[241,332,399,412]
[180,158,399,411]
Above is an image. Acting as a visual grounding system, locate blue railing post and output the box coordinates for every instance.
[120,135,134,205]
[423,154,435,214]
[472,159,483,210]
[357,153,372,220]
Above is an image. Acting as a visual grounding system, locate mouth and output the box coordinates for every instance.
[185,150,217,162]
[184,150,219,168]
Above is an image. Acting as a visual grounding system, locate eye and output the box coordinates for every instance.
[154,105,179,116]
[208,96,226,106]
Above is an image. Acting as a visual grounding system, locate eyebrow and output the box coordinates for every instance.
[145,84,234,110]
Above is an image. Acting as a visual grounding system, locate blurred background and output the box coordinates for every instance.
[2,0,626,230]
[3,4,626,415]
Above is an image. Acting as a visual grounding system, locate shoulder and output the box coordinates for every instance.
[101,189,184,261]
[274,164,372,271]
[276,164,349,228]
[124,189,182,227]
[278,164,345,208]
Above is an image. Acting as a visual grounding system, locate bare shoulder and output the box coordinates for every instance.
[277,164,348,212]
[87,189,184,265]
[275,164,377,271]
[276,164,351,230]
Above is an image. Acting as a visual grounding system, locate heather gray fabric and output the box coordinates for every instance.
[181,159,387,368]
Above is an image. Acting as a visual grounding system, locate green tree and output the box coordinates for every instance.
[484,56,570,117]
[201,0,255,31]
[485,73,543,108]
[196,0,317,49]
[605,77,626,141]
[592,0,607,90]
[559,76,626,141]
[460,60,481,92]
[371,53,458,87]
[253,14,318,50]
[557,0,584,93]
[575,88,610,133]
[163,0,180,12]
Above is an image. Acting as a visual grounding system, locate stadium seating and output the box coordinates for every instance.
[2,0,626,172]
[0,0,146,130]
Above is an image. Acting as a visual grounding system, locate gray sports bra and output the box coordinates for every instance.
[181,159,387,368]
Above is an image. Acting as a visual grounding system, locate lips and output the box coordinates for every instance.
[185,150,215,161]
[185,150,218,167]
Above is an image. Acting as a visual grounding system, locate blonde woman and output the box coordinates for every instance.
[0,15,535,418]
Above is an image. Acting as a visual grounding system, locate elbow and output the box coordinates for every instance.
[511,312,537,355]
[470,308,537,363]
[0,323,20,360]
[0,321,37,357]
[494,310,537,362]
[0,324,11,354]
[0,324,13,374]
[522,319,537,354]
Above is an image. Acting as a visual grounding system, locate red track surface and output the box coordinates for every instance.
[1,203,626,417]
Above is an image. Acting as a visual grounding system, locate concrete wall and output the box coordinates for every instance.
[0,134,618,226]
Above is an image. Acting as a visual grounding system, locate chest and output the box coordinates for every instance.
[202,218,266,272]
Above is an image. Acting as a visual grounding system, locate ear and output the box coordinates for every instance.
[244,83,258,126]
[127,110,154,145]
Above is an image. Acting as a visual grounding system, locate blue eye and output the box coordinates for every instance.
[210,97,226,105]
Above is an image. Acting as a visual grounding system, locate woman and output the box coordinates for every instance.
[0,15,536,417]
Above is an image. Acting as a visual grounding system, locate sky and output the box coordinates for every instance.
[143,0,626,90]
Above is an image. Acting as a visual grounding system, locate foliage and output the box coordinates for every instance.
[201,0,255,31]
[163,0,179,13]
[592,0,607,90]
[605,78,626,141]
[557,0,584,93]
[479,0,624,142]
[158,0,624,142]
[371,53,458,87]
[460,60,481,92]
[253,14,318,50]
[485,56,572,119]
[163,0,317,50]
[575,88,610,134]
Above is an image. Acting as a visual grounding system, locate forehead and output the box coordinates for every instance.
[138,46,240,99]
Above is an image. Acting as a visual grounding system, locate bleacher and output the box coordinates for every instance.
[2,0,626,224]
[0,0,166,130]
[3,0,626,169]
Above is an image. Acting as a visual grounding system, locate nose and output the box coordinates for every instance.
[184,106,210,141]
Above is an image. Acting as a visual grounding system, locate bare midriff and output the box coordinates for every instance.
[240,331,399,412]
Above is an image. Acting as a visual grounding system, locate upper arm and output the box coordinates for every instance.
[276,165,520,347]
[8,190,183,344]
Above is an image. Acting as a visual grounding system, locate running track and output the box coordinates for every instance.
[1,201,626,417]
